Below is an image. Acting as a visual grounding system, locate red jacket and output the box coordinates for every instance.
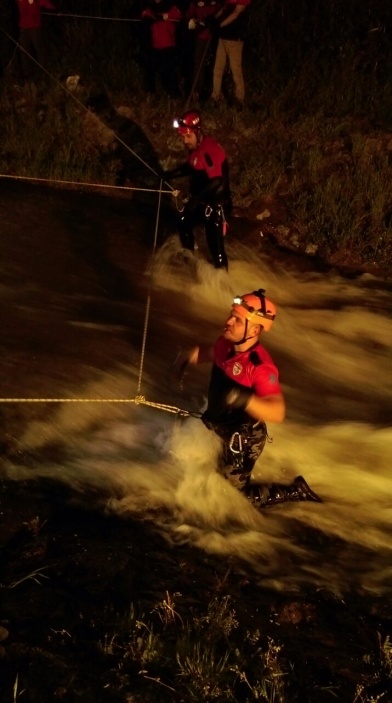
[17,0,55,30]
[204,336,281,426]
[186,0,222,42]
[141,2,181,49]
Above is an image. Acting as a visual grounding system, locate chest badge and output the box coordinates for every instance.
[232,362,242,376]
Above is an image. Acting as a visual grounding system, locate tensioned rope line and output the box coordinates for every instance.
[184,36,212,111]
[42,12,142,22]
[0,173,172,195]
[0,25,173,187]
[0,175,192,415]
[136,178,162,397]
[0,26,199,419]
[42,12,179,23]
[0,396,197,417]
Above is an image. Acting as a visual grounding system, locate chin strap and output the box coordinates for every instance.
[235,320,259,346]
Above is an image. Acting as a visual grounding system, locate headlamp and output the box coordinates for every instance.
[233,293,276,322]
[173,118,180,129]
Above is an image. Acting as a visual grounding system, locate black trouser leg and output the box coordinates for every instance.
[177,211,195,251]
[217,423,267,490]
[204,205,229,269]
[19,28,46,82]
[158,47,181,98]
[212,420,322,507]
[19,29,35,81]
[144,49,156,93]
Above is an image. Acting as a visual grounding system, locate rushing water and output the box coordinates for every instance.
[1,180,392,597]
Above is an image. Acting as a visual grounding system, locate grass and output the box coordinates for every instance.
[94,593,392,702]
[97,593,289,702]
[1,0,392,272]
[353,633,392,703]
[1,78,391,273]
[0,83,112,184]
[6,566,50,589]
[285,132,392,261]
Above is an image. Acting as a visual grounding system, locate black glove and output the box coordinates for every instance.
[226,386,253,410]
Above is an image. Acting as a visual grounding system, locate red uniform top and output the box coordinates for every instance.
[187,135,226,179]
[186,135,230,204]
[17,0,55,30]
[213,336,281,396]
[141,4,182,49]
[204,336,281,426]
[186,0,222,42]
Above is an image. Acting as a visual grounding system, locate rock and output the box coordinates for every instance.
[276,224,291,237]
[275,601,317,625]
[256,209,271,221]
[65,75,80,92]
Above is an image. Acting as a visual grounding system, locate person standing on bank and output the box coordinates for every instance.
[16,0,56,83]
[141,0,182,98]
[210,0,251,110]
[164,109,231,270]
[174,289,322,508]
[186,0,222,102]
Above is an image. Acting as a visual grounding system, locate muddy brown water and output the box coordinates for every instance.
[1,180,392,702]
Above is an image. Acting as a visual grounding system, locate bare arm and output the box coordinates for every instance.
[245,393,286,424]
[185,345,214,364]
[170,344,213,381]
[219,4,246,28]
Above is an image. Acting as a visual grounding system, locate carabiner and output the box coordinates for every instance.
[229,432,243,454]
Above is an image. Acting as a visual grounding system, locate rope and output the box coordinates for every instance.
[0,395,200,417]
[184,37,212,111]
[0,28,200,422]
[42,12,180,23]
[137,179,163,396]
[0,26,174,188]
[0,173,172,194]
[42,13,142,22]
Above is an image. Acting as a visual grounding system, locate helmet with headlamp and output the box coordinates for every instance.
[173,110,202,136]
[232,289,276,331]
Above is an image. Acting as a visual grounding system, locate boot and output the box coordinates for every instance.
[245,475,322,508]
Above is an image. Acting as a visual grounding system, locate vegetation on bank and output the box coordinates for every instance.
[93,593,392,703]
[0,0,392,273]
[3,559,392,702]
[2,513,392,702]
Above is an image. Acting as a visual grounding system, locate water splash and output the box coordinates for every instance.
[3,227,392,595]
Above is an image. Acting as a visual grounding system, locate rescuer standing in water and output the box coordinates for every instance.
[164,109,232,269]
[175,289,322,507]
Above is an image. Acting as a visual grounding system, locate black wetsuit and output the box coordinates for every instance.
[165,135,232,268]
